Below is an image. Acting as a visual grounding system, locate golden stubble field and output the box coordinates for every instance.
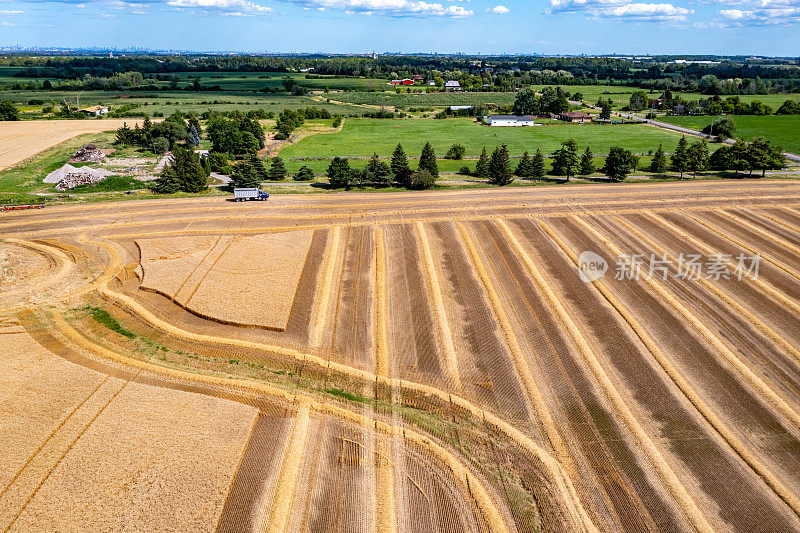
[2,179,800,532]
[0,119,142,171]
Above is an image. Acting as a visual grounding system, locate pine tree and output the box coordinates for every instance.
[231,159,259,189]
[142,115,152,133]
[551,139,579,180]
[187,124,200,147]
[295,166,314,181]
[390,143,409,177]
[671,136,689,178]
[686,140,710,178]
[418,142,438,179]
[154,147,207,193]
[489,145,514,186]
[579,147,595,175]
[602,146,636,181]
[268,156,287,181]
[531,149,546,178]
[649,144,667,174]
[515,151,533,178]
[475,146,490,180]
[327,157,352,189]
[248,153,268,182]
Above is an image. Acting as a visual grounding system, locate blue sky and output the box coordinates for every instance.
[0,0,798,56]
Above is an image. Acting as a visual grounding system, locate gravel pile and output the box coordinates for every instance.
[44,164,113,184]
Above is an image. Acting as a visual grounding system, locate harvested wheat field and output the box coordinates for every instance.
[3,179,800,532]
[0,119,143,171]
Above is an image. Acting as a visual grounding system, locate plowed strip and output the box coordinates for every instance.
[216,415,291,533]
[547,215,800,520]
[541,217,800,532]
[310,226,341,349]
[375,226,389,377]
[503,217,715,532]
[265,401,311,533]
[415,222,461,388]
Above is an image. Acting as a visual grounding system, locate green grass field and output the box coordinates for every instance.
[659,115,800,153]
[280,118,696,159]
[325,91,518,108]
[0,90,359,117]
[168,71,383,91]
[552,84,799,108]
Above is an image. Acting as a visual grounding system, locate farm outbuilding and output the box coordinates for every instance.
[559,111,592,123]
[78,106,109,116]
[487,115,536,127]
[444,80,461,91]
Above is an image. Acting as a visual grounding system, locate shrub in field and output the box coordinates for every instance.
[295,166,314,181]
[410,169,436,190]
[459,166,471,176]
[0,100,20,121]
[776,99,800,115]
[445,143,466,160]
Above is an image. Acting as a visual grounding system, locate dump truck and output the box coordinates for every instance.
[233,188,270,202]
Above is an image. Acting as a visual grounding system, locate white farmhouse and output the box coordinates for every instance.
[487,115,536,127]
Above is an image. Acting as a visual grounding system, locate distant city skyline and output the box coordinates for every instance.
[0,0,798,56]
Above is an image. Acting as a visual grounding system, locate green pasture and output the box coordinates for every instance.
[659,115,800,154]
[0,90,356,116]
[280,118,697,159]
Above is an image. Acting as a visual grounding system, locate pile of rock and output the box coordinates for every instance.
[44,163,113,190]
[71,144,107,163]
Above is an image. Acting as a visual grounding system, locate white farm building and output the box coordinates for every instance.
[487,115,536,127]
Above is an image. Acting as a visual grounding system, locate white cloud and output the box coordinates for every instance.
[487,5,510,13]
[606,2,692,19]
[718,5,799,24]
[287,0,473,17]
[548,0,692,20]
[166,0,272,13]
[548,0,624,14]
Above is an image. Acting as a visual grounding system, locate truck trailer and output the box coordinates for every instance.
[233,188,270,201]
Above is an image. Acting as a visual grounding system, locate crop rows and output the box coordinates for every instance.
[4,182,800,531]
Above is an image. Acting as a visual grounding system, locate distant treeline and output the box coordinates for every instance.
[3,55,799,95]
